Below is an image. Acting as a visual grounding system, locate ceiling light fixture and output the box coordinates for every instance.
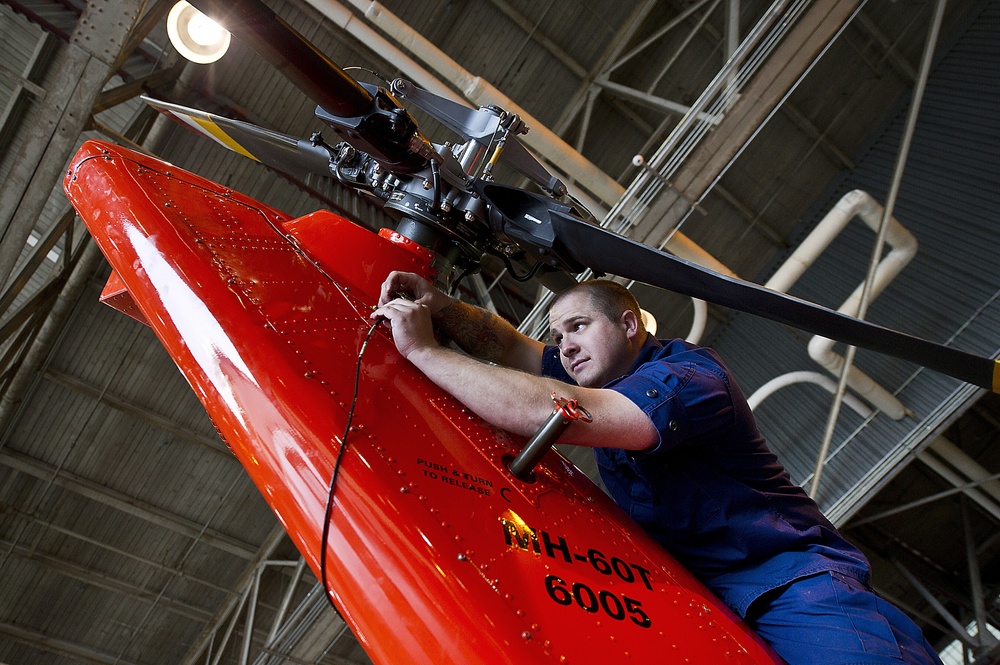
[167,1,231,64]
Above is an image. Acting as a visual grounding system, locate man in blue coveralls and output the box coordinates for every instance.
[372,271,942,665]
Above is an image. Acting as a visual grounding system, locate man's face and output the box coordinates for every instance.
[548,290,639,388]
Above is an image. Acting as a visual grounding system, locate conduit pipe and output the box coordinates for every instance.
[686,298,708,344]
[922,437,1000,506]
[748,371,874,419]
[915,453,1000,524]
[303,0,736,276]
[810,0,944,499]
[764,190,917,420]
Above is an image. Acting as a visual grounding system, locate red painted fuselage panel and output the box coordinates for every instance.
[65,140,780,664]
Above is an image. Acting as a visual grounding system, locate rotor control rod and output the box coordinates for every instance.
[509,394,591,481]
[187,0,373,119]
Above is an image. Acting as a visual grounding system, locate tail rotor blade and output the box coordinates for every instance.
[551,216,999,393]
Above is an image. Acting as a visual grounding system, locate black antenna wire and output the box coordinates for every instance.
[320,319,381,608]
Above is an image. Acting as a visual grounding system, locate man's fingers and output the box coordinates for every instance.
[371,296,422,320]
[377,271,416,307]
[369,296,437,360]
[376,271,400,306]
[375,271,450,315]
[377,278,398,307]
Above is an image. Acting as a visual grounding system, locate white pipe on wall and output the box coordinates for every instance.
[926,437,1000,504]
[806,336,908,420]
[765,190,917,420]
[917,449,1000,523]
[686,298,707,344]
[748,371,874,419]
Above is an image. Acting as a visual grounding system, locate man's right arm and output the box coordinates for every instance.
[371,294,657,450]
[376,271,546,374]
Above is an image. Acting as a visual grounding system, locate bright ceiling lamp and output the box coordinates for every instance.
[167,1,231,64]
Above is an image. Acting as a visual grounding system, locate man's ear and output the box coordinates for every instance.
[620,310,641,340]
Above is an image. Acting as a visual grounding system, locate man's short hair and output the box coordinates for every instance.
[550,280,643,326]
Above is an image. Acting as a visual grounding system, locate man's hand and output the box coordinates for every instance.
[373,269,545,374]
[376,271,451,314]
[371,295,439,360]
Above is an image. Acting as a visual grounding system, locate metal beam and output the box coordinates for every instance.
[894,559,981,649]
[854,9,919,82]
[0,0,143,288]
[928,438,1000,504]
[876,587,956,643]
[846,469,1000,527]
[632,0,863,246]
[268,558,308,644]
[605,0,717,75]
[962,497,1000,653]
[180,525,289,665]
[644,0,723,95]
[0,620,144,665]
[0,207,76,317]
[93,60,185,112]
[0,27,55,160]
[0,271,63,347]
[0,310,45,400]
[0,447,260,559]
[711,184,787,247]
[779,102,855,170]
[726,0,741,60]
[485,0,587,79]
[7,509,235,596]
[259,581,362,665]
[550,0,660,137]
[106,0,175,76]
[478,0,664,164]
[593,78,717,119]
[917,449,1000,523]
[0,537,215,624]
[43,368,233,457]
[0,35,180,441]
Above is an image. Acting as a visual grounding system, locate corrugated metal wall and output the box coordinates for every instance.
[706,0,1000,524]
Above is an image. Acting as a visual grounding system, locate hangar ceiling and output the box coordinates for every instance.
[0,0,998,663]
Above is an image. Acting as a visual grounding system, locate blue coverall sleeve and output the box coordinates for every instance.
[610,357,736,456]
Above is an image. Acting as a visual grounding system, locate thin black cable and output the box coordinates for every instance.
[342,66,391,86]
[449,267,472,297]
[320,319,381,608]
[430,158,441,211]
[492,249,543,282]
